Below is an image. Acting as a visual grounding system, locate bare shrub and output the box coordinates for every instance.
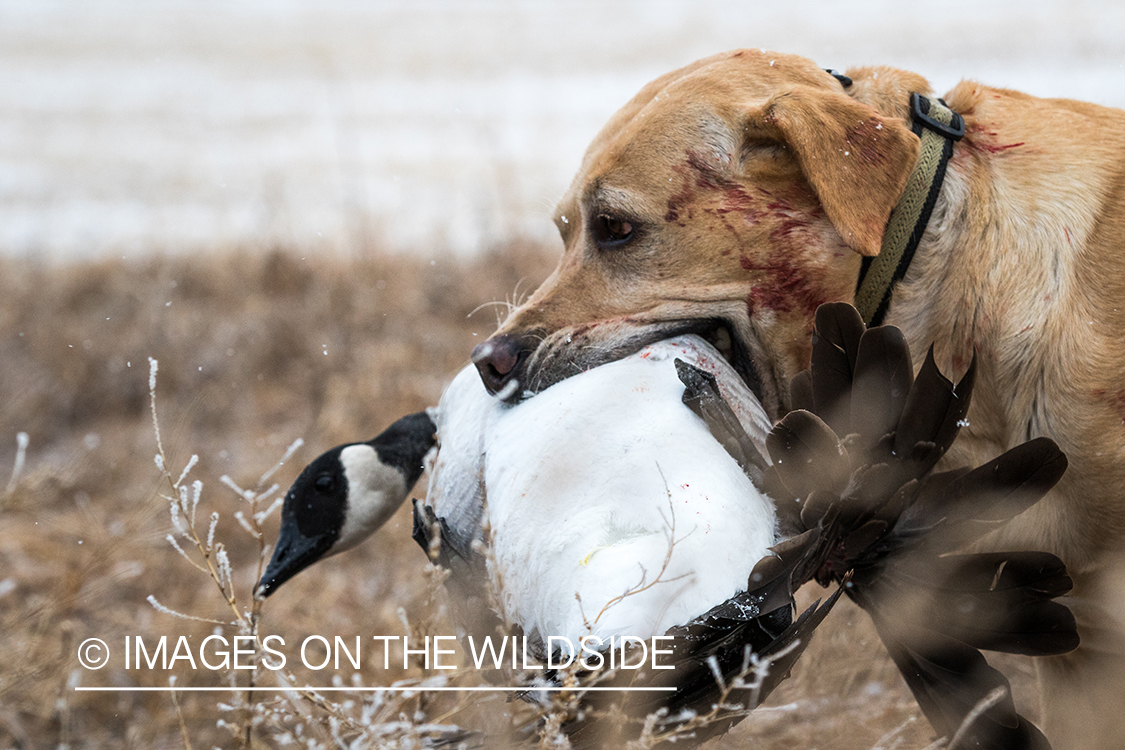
[0,244,999,748]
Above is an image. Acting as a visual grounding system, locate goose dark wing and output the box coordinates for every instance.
[562,534,842,749]
[683,304,1077,749]
[809,302,865,434]
[855,552,1078,657]
[758,305,1078,749]
[676,358,769,483]
[875,628,1052,750]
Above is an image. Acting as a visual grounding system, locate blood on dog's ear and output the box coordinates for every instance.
[755,86,919,257]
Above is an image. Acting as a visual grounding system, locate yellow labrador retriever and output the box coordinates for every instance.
[471,49,1125,749]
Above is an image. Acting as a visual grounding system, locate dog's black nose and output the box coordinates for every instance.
[472,335,532,397]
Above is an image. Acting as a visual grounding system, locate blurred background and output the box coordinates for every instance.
[1,1,1122,747]
[3,0,1125,261]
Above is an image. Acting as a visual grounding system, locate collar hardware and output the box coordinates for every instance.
[911,92,965,141]
[824,69,853,88]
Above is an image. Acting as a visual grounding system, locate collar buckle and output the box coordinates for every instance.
[911,93,965,141]
[824,69,853,88]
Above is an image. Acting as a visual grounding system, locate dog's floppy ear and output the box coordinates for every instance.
[759,86,918,257]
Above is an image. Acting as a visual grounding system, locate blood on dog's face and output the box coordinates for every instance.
[474,49,919,419]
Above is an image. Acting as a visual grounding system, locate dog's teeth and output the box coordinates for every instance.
[496,379,520,402]
[713,327,733,356]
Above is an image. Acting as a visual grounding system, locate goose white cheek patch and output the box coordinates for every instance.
[336,444,408,554]
[427,335,778,647]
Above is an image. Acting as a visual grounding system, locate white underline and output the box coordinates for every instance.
[74,686,676,693]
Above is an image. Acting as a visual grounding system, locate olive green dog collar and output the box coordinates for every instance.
[854,94,965,327]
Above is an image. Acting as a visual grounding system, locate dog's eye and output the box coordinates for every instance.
[592,214,636,249]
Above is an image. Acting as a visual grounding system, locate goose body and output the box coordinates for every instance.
[428,335,776,646]
[261,305,1080,749]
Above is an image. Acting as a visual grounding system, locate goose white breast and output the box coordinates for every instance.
[427,334,776,646]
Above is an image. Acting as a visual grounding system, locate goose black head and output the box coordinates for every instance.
[257,411,436,597]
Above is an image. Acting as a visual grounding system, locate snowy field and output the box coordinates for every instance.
[2,0,1124,260]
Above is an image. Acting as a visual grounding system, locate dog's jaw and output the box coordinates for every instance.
[509,312,783,420]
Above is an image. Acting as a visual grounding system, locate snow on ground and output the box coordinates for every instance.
[1,0,1123,260]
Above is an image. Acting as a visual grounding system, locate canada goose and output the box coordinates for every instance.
[257,411,436,597]
[426,333,778,647]
[261,305,1078,749]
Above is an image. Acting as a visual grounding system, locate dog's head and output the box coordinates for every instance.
[474,49,923,419]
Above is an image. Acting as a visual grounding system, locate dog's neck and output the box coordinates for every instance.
[843,67,965,327]
[837,75,1043,470]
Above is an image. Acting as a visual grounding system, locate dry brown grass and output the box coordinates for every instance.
[0,242,1038,749]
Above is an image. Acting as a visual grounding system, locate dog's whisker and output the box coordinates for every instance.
[519,333,547,351]
[466,300,512,319]
[510,277,533,309]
